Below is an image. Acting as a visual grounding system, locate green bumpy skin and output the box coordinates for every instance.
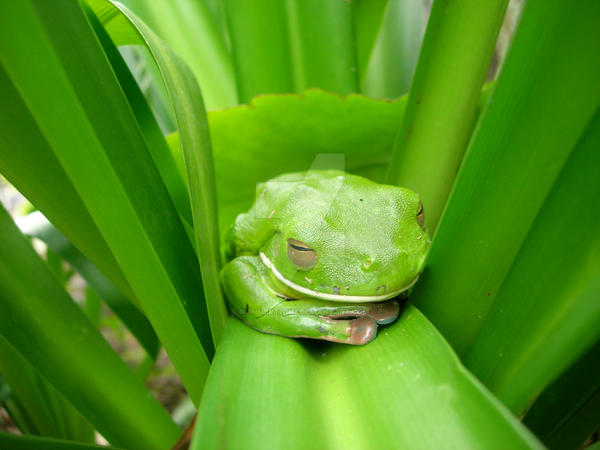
[220,170,431,345]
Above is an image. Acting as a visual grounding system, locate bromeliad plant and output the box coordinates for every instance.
[0,0,598,449]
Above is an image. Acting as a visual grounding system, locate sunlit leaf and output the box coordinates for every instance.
[119,0,237,109]
[386,0,508,228]
[193,307,542,449]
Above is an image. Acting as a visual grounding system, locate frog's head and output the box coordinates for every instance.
[260,174,431,302]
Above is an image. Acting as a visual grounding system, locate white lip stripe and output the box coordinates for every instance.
[259,252,418,303]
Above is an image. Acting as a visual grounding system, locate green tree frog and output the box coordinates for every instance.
[221,170,430,345]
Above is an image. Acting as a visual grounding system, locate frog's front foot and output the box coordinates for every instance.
[221,256,400,345]
[265,298,400,345]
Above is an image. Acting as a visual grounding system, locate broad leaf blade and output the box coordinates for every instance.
[523,343,600,450]
[207,90,407,231]
[91,0,229,344]
[205,88,490,233]
[0,65,135,306]
[88,11,193,230]
[0,337,94,442]
[223,0,293,103]
[286,0,358,94]
[0,204,179,449]
[0,0,211,401]
[360,0,427,98]
[386,0,508,229]
[412,0,600,354]
[353,0,389,81]
[464,108,600,413]
[193,307,542,449]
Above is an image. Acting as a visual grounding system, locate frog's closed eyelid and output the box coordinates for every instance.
[287,238,318,269]
[289,241,313,252]
[416,201,424,216]
[416,201,426,228]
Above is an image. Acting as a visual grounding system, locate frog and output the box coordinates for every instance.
[220,170,430,345]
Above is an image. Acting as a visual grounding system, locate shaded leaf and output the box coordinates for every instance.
[17,212,159,359]
[0,0,211,402]
[91,0,228,344]
[0,336,94,442]
[464,107,600,413]
[523,343,600,450]
[0,204,179,449]
[0,432,120,450]
[412,0,600,354]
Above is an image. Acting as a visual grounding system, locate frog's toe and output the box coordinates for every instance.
[369,301,400,325]
[348,317,377,345]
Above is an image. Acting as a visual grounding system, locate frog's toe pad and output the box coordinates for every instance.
[348,317,377,345]
[370,301,400,325]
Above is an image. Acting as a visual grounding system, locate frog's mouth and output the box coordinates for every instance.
[259,252,419,303]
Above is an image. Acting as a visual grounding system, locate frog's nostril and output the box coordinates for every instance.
[362,258,373,270]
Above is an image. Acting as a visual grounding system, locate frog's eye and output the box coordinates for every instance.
[416,201,426,229]
[287,238,317,270]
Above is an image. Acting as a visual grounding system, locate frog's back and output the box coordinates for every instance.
[224,170,417,261]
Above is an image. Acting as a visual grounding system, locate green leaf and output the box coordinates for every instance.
[193,306,542,449]
[360,0,427,98]
[0,0,211,401]
[119,0,237,110]
[0,432,120,450]
[204,0,231,47]
[0,204,179,449]
[286,0,358,94]
[523,343,600,450]
[352,0,388,80]
[83,287,103,328]
[204,88,491,234]
[17,212,159,359]
[207,90,407,232]
[0,337,94,442]
[463,108,600,413]
[386,0,509,229]
[87,11,194,230]
[120,46,177,134]
[0,378,39,435]
[91,0,228,344]
[166,88,491,242]
[223,0,294,102]
[2,396,38,436]
[0,61,135,308]
[412,0,600,354]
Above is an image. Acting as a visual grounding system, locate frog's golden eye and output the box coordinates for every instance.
[416,201,426,228]
[287,238,317,270]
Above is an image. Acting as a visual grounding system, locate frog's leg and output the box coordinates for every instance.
[221,256,399,345]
